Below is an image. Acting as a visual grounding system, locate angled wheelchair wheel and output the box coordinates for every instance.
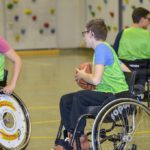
[92,98,150,150]
[0,92,31,150]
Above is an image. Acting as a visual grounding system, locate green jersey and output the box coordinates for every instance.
[118,27,150,60]
[0,54,5,81]
[95,43,128,94]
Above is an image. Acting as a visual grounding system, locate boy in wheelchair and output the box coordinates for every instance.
[0,37,31,150]
[54,19,132,150]
[113,7,150,103]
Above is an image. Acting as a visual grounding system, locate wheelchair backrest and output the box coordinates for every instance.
[124,71,136,95]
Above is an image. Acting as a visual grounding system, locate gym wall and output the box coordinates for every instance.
[0,0,149,50]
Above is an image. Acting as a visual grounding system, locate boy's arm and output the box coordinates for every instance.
[121,63,131,72]
[3,48,22,94]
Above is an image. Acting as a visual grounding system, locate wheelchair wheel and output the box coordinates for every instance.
[0,92,31,150]
[92,98,150,150]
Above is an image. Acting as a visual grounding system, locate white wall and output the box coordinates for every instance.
[56,0,86,48]
[0,2,5,37]
[85,0,119,44]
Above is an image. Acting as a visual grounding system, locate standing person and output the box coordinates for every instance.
[55,19,130,150]
[113,7,150,86]
[0,36,22,94]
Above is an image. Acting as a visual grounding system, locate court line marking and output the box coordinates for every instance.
[31,136,55,139]
[17,49,60,57]
[30,130,150,140]
[135,130,150,134]
[28,106,59,110]
[32,120,60,125]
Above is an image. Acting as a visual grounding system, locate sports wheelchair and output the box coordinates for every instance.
[120,59,150,107]
[0,70,31,150]
[55,71,150,150]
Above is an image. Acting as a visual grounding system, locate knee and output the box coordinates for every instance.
[60,95,67,107]
[59,94,73,108]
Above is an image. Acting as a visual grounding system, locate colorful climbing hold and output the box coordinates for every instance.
[91,11,95,17]
[13,0,19,4]
[39,29,44,34]
[43,22,49,28]
[109,12,115,18]
[49,9,55,15]
[32,15,37,21]
[15,34,20,42]
[51,29,55,34]
[21,29,26,35]
[24,9,32,15]
[124,0,129,4]
[97,5,102,11]
[7,3,14,9]
[14,15,19,21]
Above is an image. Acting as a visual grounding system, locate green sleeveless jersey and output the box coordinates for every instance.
[118,27,150,60]
[95,43,128,94]
[0,54,5,81]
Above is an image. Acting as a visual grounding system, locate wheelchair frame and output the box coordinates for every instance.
[55,70,150,150]
[92,98,150,150]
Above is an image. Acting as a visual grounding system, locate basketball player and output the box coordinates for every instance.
[113,7,150,91]
[0,36,22,94]
[55,19,130,150]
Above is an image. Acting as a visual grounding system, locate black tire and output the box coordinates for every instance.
[92,98,150,150]
[0,92,31,150]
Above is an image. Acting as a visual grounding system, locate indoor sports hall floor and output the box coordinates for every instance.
[6,48,150,150]
[6,48,92,150]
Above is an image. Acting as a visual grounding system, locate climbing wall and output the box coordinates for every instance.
[5,0,56,49]
[122,0,150,28]
[86,0,119,44]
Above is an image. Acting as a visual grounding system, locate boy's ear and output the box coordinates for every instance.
[140,17,145,23]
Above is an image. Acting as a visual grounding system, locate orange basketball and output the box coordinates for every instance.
[76,62,95,90]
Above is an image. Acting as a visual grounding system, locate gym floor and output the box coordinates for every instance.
[6,48,92,150]
[6,48,150,150]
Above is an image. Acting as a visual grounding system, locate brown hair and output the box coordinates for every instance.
[86,19,108,41]
[132,7,150,23]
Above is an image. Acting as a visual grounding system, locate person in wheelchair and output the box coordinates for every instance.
[113,7,150,87]
[0,36,22,94]
[55,19,131,150]
[0,38,31,150]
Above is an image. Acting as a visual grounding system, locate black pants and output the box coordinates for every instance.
[59,90,130,134]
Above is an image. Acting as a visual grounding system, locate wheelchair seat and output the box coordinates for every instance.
[120,59,150,107]
[86,105,102,116]
[85,71,137,117]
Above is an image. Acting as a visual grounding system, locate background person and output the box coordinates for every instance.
[0,36,22,94]
[113,7,150,87]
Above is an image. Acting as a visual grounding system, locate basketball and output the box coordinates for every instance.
[76,62,95,90]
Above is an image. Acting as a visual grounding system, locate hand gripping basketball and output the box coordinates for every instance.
[76,62,95,90]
